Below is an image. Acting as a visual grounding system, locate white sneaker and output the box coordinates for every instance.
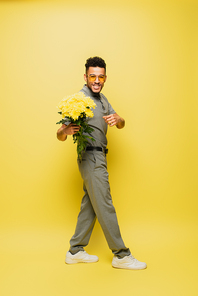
[112,254,147,270]
[65,251,99,264]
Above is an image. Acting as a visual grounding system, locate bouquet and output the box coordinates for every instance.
[56,92,96,160]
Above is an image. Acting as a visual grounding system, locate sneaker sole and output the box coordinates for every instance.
[65,258,99,264]
[112,263,147,270]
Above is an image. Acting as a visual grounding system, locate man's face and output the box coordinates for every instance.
[84,67,107,93]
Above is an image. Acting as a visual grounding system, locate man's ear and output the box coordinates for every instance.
[84,74,87,82]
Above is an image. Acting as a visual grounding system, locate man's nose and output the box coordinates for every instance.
[95,76,100,83]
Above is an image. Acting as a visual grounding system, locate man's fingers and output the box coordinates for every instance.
[107,120,116,127]
[69,123,79,125]
[69,124,80,130]
[103,115,112,120]
[64,123,81,135]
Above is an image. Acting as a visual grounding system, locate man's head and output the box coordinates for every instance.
[84,56,107,93]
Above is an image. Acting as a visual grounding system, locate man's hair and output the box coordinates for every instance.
[85,56,106,73]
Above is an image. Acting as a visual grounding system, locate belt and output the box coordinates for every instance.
[86,146,108,155]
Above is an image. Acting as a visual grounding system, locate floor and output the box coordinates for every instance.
[1,220,197,296]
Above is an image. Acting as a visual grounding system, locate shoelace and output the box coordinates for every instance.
[129,255,135,259]
[127,255,137,262]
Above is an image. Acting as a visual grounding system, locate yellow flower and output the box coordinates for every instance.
[85,108,94,118]
[57,92,96,120]
[69,109,81,120]
[83,97,96,109]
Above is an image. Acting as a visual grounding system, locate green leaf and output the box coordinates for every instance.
[56,120,63,124]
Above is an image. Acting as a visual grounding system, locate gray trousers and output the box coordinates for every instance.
[69,151,131,258]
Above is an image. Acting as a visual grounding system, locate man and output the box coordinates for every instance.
[57,57,147,270]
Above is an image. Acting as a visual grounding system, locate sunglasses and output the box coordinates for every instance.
[87,74,106,83]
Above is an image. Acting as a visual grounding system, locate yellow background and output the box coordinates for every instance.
[0,0,197,295]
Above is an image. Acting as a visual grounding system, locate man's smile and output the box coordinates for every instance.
[92,84,101,90]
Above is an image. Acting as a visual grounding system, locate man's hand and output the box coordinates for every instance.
[103,113,125,129]
[57,123,80,141]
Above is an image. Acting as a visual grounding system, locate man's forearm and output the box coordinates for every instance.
[116,117,125,129]
[57,129,67,141]
[57,125,67,141]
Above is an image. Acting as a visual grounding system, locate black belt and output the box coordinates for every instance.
[86,146,108,155]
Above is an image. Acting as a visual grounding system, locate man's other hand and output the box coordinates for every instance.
[103,113,125,129]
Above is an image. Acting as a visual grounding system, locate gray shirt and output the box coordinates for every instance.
[80,85,116,148]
